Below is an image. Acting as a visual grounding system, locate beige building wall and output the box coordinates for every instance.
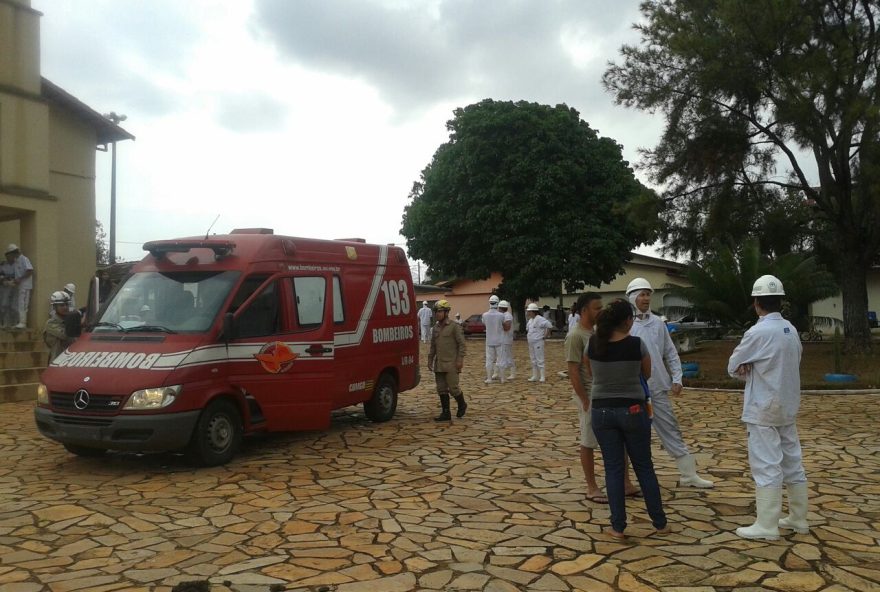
[809,269,880,334]
[1,0,125,327]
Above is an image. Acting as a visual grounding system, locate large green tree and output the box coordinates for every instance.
[401,99,656,322]
[603,0,880,350]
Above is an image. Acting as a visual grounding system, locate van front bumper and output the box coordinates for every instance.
[34,407,201,452]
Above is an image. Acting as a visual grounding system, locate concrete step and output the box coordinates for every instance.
[0,367,43,386]
[0,340,41,353]
[0,382,38,403]
[0,351,48,369]
[0,328,39,342]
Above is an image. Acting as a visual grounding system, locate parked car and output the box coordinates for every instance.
[462,314,485,335]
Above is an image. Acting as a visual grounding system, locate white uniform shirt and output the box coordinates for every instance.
[482,309,505,346]
[501,310,514,344]
[727,312,802,426]
[526,315,553,342]
[417,306,433,325]
[567,313,579,331]
[12,254,33,290]
[629,312,682,392]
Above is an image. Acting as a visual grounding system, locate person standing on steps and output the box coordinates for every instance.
[428,300,467,421]
[525,302,553,382]
[417,300,433,343]
[728,274,808,541]
[498,299,515,380]
[482,295,505,383]
[626,277,714,489]
[566,292,641,503]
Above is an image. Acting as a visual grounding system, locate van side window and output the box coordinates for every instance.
[229,275,270,313]
[237,281,280,338]
[292,277,325,327]
[333,276,344,324]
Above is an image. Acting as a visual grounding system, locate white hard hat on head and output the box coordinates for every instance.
[526,302,540,312]
[488,295,499,307]
[752,274,785,296]
[498,300,510,309]
[626,277,653,295]
[5,243,19,255]
[64,283,76,294]
[50,290,70,305]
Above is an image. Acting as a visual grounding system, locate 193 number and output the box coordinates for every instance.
[380,280,411,316]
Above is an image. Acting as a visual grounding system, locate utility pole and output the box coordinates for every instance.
[103,112,127,263]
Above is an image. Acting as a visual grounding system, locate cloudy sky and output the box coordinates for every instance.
[36,0,662,268]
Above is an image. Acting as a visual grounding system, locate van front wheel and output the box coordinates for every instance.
[186,399,242,466]
[364,374,397,422]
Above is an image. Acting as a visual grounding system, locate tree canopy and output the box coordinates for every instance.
[603,0,880,349]
[400,99,657,318]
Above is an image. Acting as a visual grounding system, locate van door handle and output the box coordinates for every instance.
[306,344,332,355]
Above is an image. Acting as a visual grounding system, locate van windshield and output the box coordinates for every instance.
[94,271,240,333]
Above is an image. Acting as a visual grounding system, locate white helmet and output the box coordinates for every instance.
[488,295,500,308]
[626,277,653,295]
[64,283,76,294]
[498,300,510,309]
[752,274,785,296]
[526,302,540,312]
[50,290,70,305]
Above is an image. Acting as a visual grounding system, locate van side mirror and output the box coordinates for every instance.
[222,313,235,342]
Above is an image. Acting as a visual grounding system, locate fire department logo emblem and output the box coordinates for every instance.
[254,342,298,374]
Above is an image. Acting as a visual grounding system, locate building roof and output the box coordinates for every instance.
[41,78,135,144]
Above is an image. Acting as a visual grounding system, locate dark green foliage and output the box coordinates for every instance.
[604,0,880,348]
[670,238,838,331]
[401,100,657,317]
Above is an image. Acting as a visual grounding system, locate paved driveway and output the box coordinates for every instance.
[1,340,878,591]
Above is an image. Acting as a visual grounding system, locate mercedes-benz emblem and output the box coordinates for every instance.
[73,389,90,410]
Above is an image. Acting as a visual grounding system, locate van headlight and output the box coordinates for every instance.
[37,383,49,405]
[123,385,181,410]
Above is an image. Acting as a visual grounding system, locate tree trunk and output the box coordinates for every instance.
[838,250,873,353]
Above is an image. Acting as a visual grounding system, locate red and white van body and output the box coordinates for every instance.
[35,230,419,464]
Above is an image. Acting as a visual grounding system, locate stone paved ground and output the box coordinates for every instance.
[1,340,878,592]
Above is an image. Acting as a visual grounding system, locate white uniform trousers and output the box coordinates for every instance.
[420,323,431,342]
[527,340,546,369]
[500,343,514,370]
[16,287,30,327]
[485,344,503,374]
[650,389,690,460]
[746,423,807,488]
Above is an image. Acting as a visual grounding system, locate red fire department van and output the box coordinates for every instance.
[35,229,420,465]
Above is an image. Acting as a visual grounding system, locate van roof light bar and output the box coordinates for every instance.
[143,240,236,260]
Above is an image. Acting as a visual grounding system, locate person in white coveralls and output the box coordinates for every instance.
[626,278,714,489]
[728,274,808,541]
[482,295,505,383]
[417,301,433,343]
[525,302,553,382]
[497,299,515,380]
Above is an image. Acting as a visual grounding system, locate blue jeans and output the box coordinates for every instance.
[592,404,667,533]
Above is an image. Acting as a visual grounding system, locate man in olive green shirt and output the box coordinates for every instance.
[428,300,466,421]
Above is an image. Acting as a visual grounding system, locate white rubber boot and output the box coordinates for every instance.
[528,364,538,382]
[736,487,782,541]
[675,454,714,488]
[778,482,809,534]
[484,369,494,384]
[539,368,546,383]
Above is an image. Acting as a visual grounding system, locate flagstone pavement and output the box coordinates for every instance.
[1,340,878,592]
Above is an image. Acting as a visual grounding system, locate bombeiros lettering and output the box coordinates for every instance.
[58,351,161,370]
[372,325,414,343]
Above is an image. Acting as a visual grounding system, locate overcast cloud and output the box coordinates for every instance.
[35,0,661,264]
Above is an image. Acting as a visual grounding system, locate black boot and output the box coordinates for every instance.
[453,392,467,418]
[434,393,451,421]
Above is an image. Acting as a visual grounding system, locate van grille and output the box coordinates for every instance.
[51,414,113,427]
[50,393,123,414]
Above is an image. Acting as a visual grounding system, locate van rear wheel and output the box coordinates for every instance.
[364,374,397,422]
[186,399,242,466]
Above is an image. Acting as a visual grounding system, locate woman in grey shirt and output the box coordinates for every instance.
[587,299,669,539]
